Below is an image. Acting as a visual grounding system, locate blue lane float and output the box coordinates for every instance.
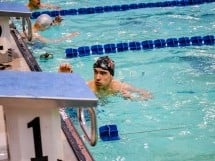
[65,35,215,58]
[30,0,215,19]
[99,124,120,141]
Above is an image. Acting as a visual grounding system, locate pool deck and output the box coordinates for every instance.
[1,55,31,71]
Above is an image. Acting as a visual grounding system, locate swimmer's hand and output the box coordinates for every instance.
[123,91,152,101]
[67,32,80,38]
[58,63,73,73]
[137,91,153,100]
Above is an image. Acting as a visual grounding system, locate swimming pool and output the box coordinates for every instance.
[14,0,215,160]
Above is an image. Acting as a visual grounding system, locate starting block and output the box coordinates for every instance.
[0,71,97,161]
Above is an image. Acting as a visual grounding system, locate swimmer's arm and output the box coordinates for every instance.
[40,3,60,10]
[35,32,80,43]
[121,83,152,100]
[34,34,50,43]
[52,32,80,43]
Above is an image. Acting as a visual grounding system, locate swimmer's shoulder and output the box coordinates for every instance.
[33,32,40,38]
[87,80,96,92]
[87,80,93,87]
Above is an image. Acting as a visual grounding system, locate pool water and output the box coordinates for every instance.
[13,0,215,160]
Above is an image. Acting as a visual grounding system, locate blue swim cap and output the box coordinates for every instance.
[93,56,115,76]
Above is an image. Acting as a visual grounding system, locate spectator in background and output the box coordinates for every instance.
[27,0,60,11]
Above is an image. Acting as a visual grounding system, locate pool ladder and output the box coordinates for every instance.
[60,107,97,146]
[78,108,97,146]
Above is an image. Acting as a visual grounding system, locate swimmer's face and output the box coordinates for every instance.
[94,68,113,89]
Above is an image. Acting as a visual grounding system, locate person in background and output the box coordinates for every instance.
[29,14,79,43]
[27,0,60,11]
[87,56,152,99]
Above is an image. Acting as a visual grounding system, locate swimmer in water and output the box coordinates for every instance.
[58,57,152,100]
[87,56,152,99]
[27,0,60,11]
[30,14,79,43]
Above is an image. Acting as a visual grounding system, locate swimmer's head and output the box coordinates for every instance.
[34,14,53,30]
[28,0,41,10]
[93,56,115,76]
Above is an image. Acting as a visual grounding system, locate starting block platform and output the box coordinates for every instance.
[0,71,97,107]
[0,2,31,17]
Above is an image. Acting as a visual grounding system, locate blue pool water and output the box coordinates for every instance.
[13,0,215,160]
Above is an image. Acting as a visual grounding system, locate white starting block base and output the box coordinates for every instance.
[4,106,64,161]
[0,105,8,160]
[1,107,78,161]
